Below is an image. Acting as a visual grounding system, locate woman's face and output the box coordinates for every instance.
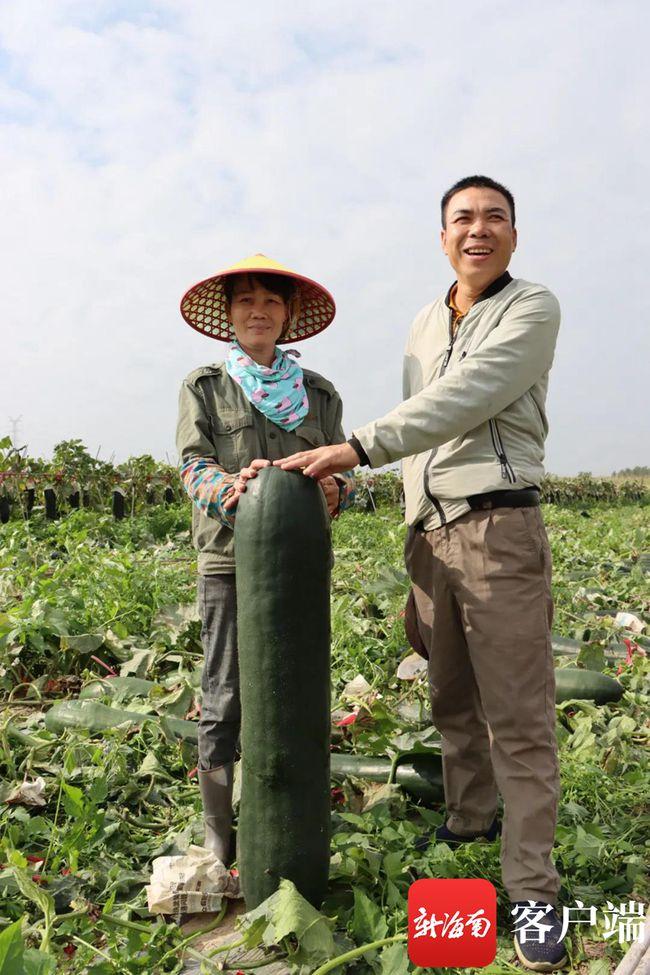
[229,275,288,364]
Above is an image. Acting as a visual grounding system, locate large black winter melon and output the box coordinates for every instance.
[235,466,332,909]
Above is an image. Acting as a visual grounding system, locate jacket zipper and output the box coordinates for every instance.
[422,308,457,525]
[489,418,516,483]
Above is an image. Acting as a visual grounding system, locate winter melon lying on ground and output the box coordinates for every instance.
[554,667,623,704]
[331,751,444,804]
[44,699,198,742]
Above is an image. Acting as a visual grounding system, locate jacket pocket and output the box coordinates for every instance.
[293,424,327,450]
[208,410,254,472]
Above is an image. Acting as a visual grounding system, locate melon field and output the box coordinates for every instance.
[0,486,648,974]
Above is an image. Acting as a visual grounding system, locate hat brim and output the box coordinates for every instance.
[180,264,336,343]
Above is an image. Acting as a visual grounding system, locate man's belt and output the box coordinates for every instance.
[467,487,540,510]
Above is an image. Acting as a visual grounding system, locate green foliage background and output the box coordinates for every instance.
[0,497,647,973]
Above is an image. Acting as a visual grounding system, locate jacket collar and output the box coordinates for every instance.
[445,270,513,308]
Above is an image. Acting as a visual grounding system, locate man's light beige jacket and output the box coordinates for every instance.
[353,274,561,529]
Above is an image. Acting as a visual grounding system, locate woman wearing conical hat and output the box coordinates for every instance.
[176,254,354,866]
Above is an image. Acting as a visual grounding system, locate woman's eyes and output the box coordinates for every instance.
[235,295,281,304]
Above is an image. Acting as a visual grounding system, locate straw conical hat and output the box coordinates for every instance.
[180,253,336,343]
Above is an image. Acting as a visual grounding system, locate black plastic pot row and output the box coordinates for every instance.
[0,486,178,522]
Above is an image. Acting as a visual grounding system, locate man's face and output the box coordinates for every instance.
[440,187,517,287]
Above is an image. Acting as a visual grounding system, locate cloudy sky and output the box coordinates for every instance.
[2,1,648,475]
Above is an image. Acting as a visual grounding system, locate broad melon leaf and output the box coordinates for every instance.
[577,644,606,672]
[11,869,55,930]
[152,602,200,644]
[120,648,156,677]
[238,879,334,965]
[379,941,409,975]
[271,879,334,959]
[62,783,86,819]
[60,633,104,654]
[22,949,56,975]
[351,887,388,943]
[588,960,611,975]
[0,918,24,974]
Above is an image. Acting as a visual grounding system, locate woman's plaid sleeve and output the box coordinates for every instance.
[179,457,236,528]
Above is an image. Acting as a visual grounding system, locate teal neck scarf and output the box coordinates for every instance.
[225,342,309,431]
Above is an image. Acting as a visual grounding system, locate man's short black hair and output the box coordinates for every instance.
[441,175,515,227]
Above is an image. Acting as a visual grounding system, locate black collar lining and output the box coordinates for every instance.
[445,271,513,309]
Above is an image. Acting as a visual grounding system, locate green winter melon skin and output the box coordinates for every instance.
[554,667,623,704]
[43,699,198,742]
[330,752,444,804]
[235,467,332,910]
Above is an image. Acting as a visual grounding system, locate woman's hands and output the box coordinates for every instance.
[222,459,271,510]
[221,460,340,518]
[319,475,340,517]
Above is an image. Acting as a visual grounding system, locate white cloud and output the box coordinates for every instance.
[1,0,648,473]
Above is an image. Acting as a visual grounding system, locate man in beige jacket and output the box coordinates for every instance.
[277,175,567,972]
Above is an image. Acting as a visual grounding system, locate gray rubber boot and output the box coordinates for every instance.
[198,764,234,865]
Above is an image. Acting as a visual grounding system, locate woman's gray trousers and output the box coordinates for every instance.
[197,574,240,770]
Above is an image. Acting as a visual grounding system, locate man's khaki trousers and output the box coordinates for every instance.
[404,505,561,904]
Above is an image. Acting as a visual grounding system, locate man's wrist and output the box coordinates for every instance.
[347,436,370,467]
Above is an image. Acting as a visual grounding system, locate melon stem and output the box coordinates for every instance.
[310,932,407,975]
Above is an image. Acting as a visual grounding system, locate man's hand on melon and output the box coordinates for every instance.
[274,442,360,479]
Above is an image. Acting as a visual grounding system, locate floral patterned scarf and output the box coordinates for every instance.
[225,341,309,431]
